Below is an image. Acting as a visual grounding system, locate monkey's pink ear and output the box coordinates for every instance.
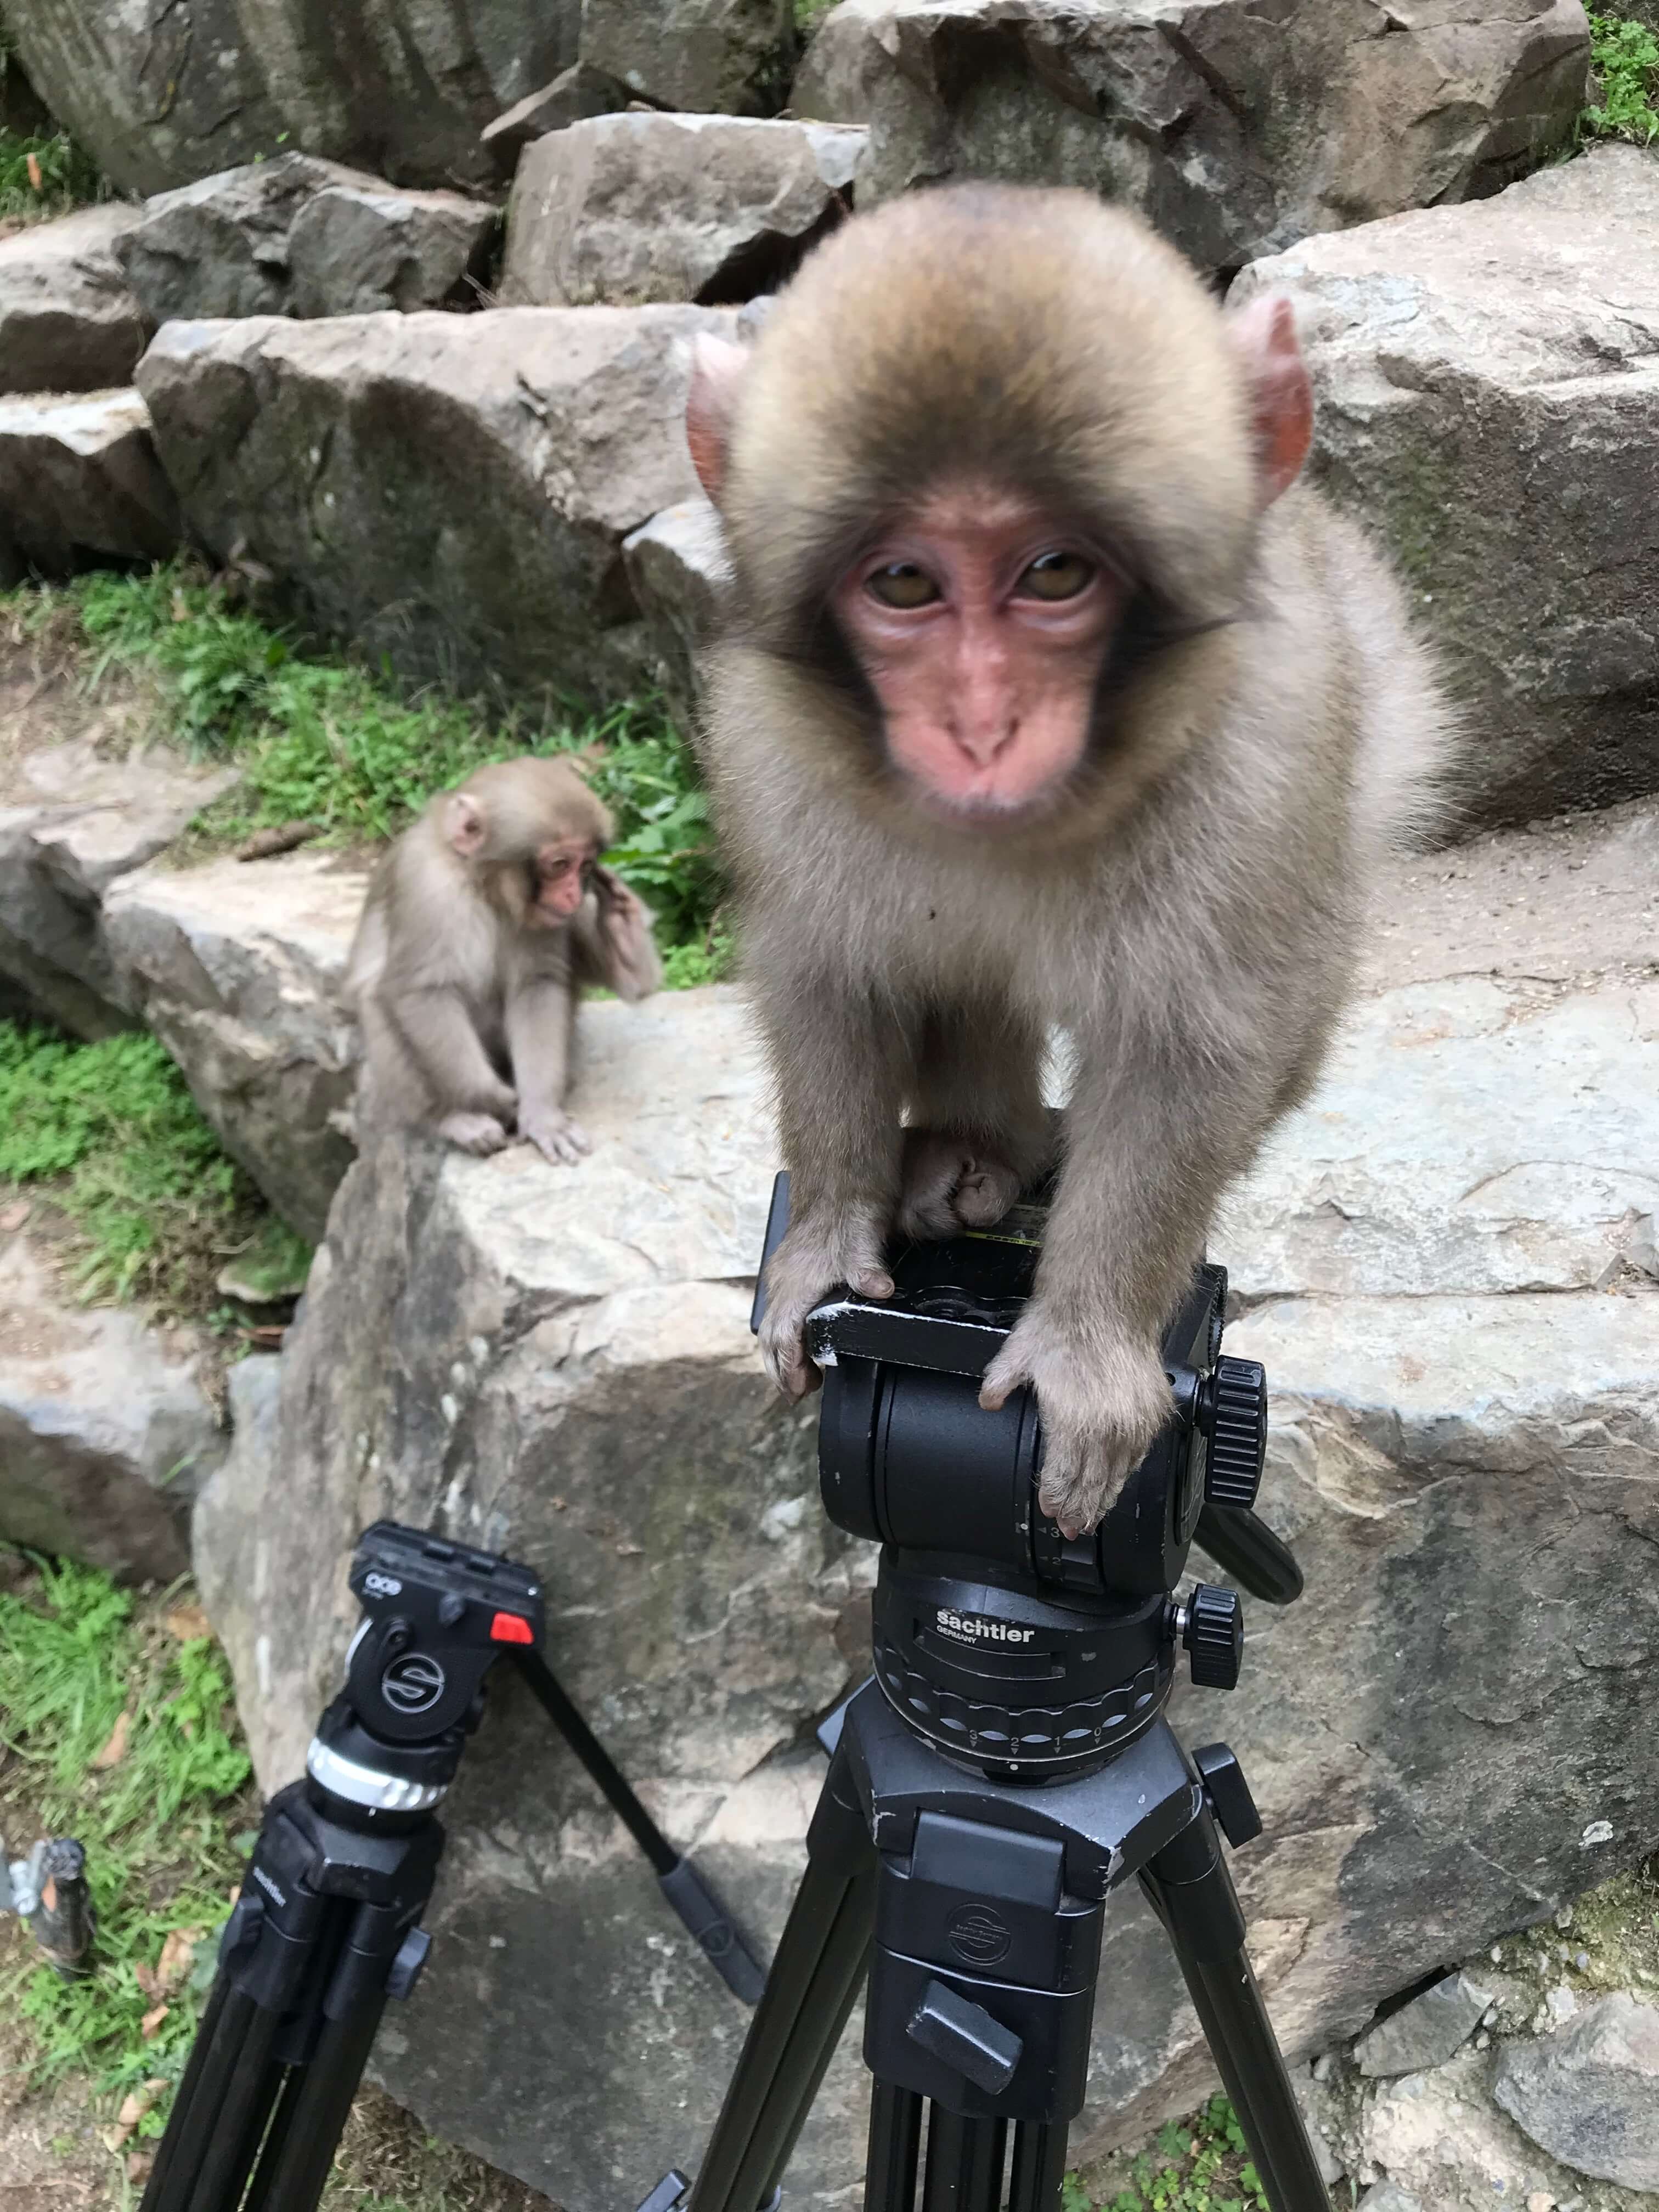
[445,791,487,857]
[685,335,751,507]
[1227,294,1313,509]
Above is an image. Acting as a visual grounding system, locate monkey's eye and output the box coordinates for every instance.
[1016,551,1094,601]
[866,562,941,610]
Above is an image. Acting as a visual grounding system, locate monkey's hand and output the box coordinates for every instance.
[438,1110,514,1155]
[518,1105,593,1166]
[896,1129,1023,1240]
[979,1311,1173,1539]
[759,1208,895,1401]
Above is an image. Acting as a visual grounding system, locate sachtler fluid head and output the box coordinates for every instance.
[754,1172,1301,1780]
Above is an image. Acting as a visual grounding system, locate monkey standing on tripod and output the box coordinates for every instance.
[684,185,1453,1539]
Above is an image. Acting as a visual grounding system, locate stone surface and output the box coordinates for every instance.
[0,1229,223,1583]
[0,0,580,197]
[500,113,863,307]
[623,495,730,710]
[793,0,1589,271]
[580,0,795,116]
[119,155,499,325]
[191,985,872,2212]
[1356,1974,1492,2079]
[136,303,739,709]
[1494,1996,1659,2188]
[0,206,148,397]
[0,736,238,1037]
[478,63,632,170]
[0,387,179,584]
[1233,145,1659,831]
[104,850,367,1244]
[1361,2045,1589,2212]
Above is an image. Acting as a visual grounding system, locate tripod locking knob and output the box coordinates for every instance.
[1182,1584,1243,1691]
[1201,1357,1267,1512]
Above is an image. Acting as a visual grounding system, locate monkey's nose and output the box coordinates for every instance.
[949,712,1019,769]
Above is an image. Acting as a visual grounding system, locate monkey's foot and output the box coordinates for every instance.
[980,1309,1172,1538]
[759,1207,894,1401]
[439,1111,513,1155]
[896,1128,1023,1239]
[520,1109,593,1166]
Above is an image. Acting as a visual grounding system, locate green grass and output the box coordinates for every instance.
[0,1020,267,1307]
[0,1554,252,2105]
[1581,10,1659,143]
[0,122,109,221]
[1068,2098,1271,2212]
[16,563,729,978]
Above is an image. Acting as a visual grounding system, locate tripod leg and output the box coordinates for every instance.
[241,1997,386,2212]
[1141,1816,1328,2212]
[922,2110,1007,2212]
[1007,2123,1069,2212]
[866,2083,924,2212]
[687,1748,878,2212]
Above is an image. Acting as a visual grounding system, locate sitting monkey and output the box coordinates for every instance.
[346,754,661,1163]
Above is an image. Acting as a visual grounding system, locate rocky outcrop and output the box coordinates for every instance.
[117,156,499,325]
[0,388,179,585]
[581,0,795,116]
[501,113,863,307]
[794,0,1589,271]
[195,798,1658,2205]
[104,850,367,1244]
[0,0,580,197]
[136,302,739,709]
[1234,143,1659,832]
[0,736,237,1037]
[0,1225,223,1583]
[623,496,730,714]
[0,207,148,396]
[478,63,633,169]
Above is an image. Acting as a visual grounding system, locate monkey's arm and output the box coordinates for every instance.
[505,976,590,1166]
[980,1014,1286,1537]
[383,987,518,1124]
[572,869,662,1002]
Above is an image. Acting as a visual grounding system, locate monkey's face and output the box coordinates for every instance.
[529,838,598,926]
[830,481,1121,826]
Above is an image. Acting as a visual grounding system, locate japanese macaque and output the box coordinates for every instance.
[686,184,1452,1536]
[346,755,661,1164]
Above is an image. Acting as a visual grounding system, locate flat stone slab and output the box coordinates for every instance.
[1356,1973,1492,2078]
[0,386,179,584]
[0,206,147,397]
[1494,1994,1659,2190]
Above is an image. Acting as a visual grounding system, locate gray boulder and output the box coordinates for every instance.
[118,155,499,326]
[136,303,738,709]
[1493,1995,1659,2190]
[191,985,872,2212]
[0,0,579,196]
[501,113,863,307]
[580,0,796,116]
[1355,1973,1492,2079]
[623,496,730,713]
[0,734,237,1037]
[0,206,148,397]
[0,1225,224,1583]
[478,63,633,170]
[0,387,179,584]
[104,850,367,1244]
[196,800,1659,2200]
[794,0,1589,270]
[1234,143,1659,832]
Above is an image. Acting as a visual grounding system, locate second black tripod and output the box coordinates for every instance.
[142,1521,766,2212]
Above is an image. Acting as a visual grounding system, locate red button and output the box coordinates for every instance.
[489,1611,534,1645]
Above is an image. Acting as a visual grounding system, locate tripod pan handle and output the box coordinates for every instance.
[658,1858,769,2005]
[1193,1505,1304,1606]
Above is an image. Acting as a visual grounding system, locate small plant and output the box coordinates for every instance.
[1581,10,1659,144]
[0,1020,263,1307]
[0,1554,252,2098]
[1068,2096,1270,2212]
[0,122,109,220]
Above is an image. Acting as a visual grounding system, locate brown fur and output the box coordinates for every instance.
[345,755,661,1164]
[691,185,1454,1533]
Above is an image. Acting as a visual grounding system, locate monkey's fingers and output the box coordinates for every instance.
[438,1110,512,1155]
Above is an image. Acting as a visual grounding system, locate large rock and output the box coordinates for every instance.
[118,155,499,326]
[0,1226,223,1582]
[794,0,1589,272]
[478,63,633,170]
[1234,144,1659,832]
[1354,1974,1491,2079]
[0,0,579,198]
[1493,1995,1659,2189]
[500,114,864,307]
[104,850,366,1244]
[580,0,795,116]
[0,206,148,397]
[623,496,730,714]
[0,735,237,1036]
[192,985,872,2211]
[0,387,179,584]
[136,303,739,709]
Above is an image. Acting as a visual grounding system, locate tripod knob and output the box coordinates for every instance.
[1203,1356,1267,1511]
[1183,1584,1243,1690]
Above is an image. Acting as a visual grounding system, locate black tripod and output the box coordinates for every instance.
[142,1522,766,2212]
[645,1175,1330,2212]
